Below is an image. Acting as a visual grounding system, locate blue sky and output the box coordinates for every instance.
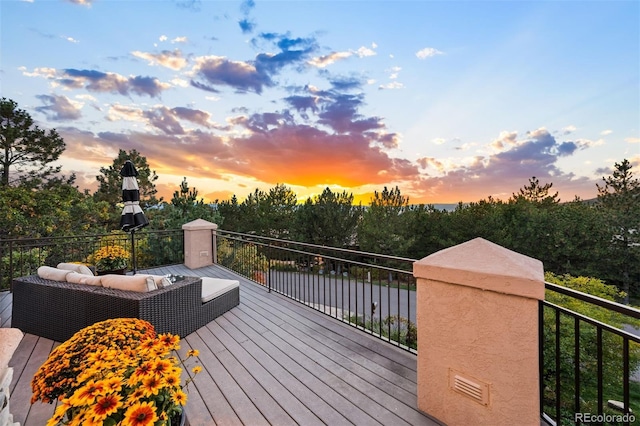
[1,0,638,204]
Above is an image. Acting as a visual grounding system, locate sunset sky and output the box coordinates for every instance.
[2,0,639,205]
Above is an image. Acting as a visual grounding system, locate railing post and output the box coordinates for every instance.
[267,243,272,293]
[8,240,13,292]
[212,226,217,264]
[413,238,545,426]
[182,219,218,269]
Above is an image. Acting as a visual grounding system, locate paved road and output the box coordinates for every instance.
[266,270,417,323]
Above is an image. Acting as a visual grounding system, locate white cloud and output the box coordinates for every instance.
[562,125,577,135]
[171,36,188,44]
[159,35,168,42]
[626,137,640,144]
[21,67,57,79]
[490,130,518,151]
[64,36,79,44]
[308,44,376,68]
[601,129,613,136]
[308,51,352,68]
[432,138,446,145]
[355,45,376,57]
[106,104,145,122]
[388,66,402,80]
[132,50,187,70]
[416,47,443,59]
[378,81,404,90]
[76,94,97,101]
[171,78,189,88]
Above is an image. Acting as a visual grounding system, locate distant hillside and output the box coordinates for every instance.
[430,204,460,212]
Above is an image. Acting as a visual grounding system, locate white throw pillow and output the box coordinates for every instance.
[101,274,158,293]
[66,272,103,286]
[57,262,95,276]
[37,266,73,282]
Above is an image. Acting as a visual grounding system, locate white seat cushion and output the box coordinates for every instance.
[201,277,239,303]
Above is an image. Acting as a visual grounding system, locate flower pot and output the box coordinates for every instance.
[175,408,187,426]
[97,268,126,276]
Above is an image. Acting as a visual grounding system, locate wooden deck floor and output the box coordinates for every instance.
[0,264,441,426]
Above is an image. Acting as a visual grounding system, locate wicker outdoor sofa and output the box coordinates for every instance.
[11,274,240,342]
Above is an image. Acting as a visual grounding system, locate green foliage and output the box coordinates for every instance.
[512,176,560,206]
[94,149,161,210]
[0,248,45,289]
[269,260,298,272]
[157,177,222,230]
[0,98,65,187]
[346,314,417,350]
[217,238,268,280]
[294,187,361,247]
[0,183,111,239]
[222,184,297,238]
[543,272,640,425]
[358,186,413,256]
[596,159,640,300]
[135,231,184,268]
[217,195,241,231]
[405,204,456,259]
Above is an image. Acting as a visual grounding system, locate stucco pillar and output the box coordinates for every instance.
[413,238,544,426]
[182,219,218,269]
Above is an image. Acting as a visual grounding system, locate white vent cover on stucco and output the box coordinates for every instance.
[449,368,491,406]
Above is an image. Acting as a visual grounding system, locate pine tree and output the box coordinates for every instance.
[596,159,640,301]
[0,98,65,187]
[94,149,160,207]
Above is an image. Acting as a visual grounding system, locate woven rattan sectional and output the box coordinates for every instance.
[11,275,240,342]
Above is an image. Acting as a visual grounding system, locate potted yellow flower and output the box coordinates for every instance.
[91,245,130,275]
[31,318,200,426]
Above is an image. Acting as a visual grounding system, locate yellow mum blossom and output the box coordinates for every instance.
[163,371,181,388]
[68,380,104,406]
[140,375,162,397]
[122,401,158,426]
[35,318,199,425]
[92,393,122,419]
[172,389,188,406]
[91,245,129,271]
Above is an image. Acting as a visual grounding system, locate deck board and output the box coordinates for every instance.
[2,264,441,426]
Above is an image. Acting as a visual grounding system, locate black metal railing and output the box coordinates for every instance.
[215,230,640,424]
[0,229,184,291]
[4,226,638,424]
[216,230,418,352]
[541,283,640,426]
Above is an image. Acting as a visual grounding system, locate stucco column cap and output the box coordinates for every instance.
[182,219,218,231]
[413,237,544,300]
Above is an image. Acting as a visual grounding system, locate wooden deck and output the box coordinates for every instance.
[0,264,441,426]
